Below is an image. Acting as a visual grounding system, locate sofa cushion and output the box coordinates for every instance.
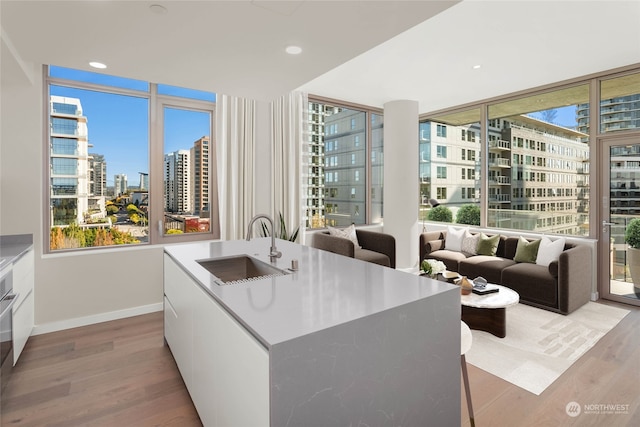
[501,263,557,308]
[459,255,516,284]
[445,226,467,251]
[476,233,500,256]
[461,230,480,256]
[425,250,467,272]
[536,236,566,267]
[355,248,390,267]
[328,224,361,248]
[514,236,541,264]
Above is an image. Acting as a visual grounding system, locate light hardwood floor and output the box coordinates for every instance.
[2,301,638,426]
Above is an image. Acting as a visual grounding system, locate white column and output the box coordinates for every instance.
[383,100,419,269]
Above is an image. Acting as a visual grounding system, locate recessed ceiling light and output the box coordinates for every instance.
[149,4,168,15]
[285,45,302,55]
[89,62,107,69]
[472,64,481,70]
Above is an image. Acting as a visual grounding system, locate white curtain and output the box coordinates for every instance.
[271,91,308,244]
[216,94,256,240]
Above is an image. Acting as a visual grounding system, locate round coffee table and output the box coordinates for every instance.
[460,284,519,338]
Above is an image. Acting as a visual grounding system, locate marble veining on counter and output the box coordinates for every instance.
[164,238,458,348]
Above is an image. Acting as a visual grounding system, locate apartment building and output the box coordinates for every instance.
[419,115,589,235]
[114,173,128,197]
[306,101,384,228]
[164,150,191,214]
[190,136,210,216]
[49,96,89,226]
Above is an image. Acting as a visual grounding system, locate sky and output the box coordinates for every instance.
[50,67,212,188]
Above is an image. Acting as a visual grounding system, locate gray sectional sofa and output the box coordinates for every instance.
[419,230,592,315]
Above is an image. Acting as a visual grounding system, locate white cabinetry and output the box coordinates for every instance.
[12,247,34,365]
[164,254,269,426]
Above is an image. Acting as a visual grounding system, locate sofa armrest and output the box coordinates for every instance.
[419,231,444,261]
[356,229,396,268]
[557,245,592,314]
[312,232,355,258]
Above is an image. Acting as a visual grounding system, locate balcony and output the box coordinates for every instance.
[489,175,511,185]
[489,158,511,168]
[489,194,510,202]
[489,139,511,150]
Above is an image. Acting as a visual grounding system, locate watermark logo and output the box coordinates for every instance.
[566,401,630,417]
[566,401,581,417]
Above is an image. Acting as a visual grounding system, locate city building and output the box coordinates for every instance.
[164,149,191,214]
[306,101,384,228]
[139,172,149,191]
[114,173,128,196]
[190,136,210,215]
[419,115,589,235]
[49,95,89,225]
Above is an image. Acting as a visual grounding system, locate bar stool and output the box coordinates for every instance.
[461,320,475,427]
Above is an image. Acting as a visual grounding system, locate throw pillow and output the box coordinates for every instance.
[445,226,467,252]
[514,236,541,263]
[461,230,480,256]
[327,224,361,248]
[536,236,566,267]
[476,233,500,256]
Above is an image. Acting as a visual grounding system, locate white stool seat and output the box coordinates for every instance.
[461,320,472,355]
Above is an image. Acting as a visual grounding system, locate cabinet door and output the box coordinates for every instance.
[13,290,34,365]
[12,248,34,364]
[163,255,194,389]
[191,283,269,427]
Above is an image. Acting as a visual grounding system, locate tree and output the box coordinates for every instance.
[456,204,480,225]
[427,205,452,223]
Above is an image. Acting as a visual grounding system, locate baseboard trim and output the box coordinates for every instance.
[32,303,164,336]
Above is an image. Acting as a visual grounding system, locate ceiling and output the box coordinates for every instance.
[2,0,640,114]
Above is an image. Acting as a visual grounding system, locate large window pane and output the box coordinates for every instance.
[306,100,382,228]
[163,107,212,235]
[599,72,640,133]
[419,108,481,226]
[48,85,149,250]
[488,84,590,236]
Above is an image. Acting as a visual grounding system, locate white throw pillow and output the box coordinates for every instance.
[445,226,467,252]
[327,224,361,248]
[536,236,566,267]
[461,230,480,256]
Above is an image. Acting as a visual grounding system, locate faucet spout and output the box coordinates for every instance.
[246,214,282,262]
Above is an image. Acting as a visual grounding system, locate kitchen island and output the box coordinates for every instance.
[164,238,461,426]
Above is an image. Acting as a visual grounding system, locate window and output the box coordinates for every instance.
[46,66,219,252]
[437,124,447,137]
[436,145,447,158]
[437,187,447,199]
[306,99,383,228]
[437,166,447,179]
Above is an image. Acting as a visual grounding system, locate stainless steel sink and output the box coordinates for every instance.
[197,255,288,285]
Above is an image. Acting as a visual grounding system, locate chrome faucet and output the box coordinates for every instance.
[246,214,282,262]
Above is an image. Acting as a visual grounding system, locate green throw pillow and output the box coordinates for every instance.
[514,236,541,263]
[476,233,500,256]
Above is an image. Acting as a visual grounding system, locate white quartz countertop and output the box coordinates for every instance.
[164,238,459,348]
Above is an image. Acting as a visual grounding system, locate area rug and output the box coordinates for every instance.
[464,301,629,395]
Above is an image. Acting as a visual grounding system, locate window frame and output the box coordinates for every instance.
[44,65,219,253]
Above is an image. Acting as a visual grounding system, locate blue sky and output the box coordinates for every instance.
[50,67,212,188]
